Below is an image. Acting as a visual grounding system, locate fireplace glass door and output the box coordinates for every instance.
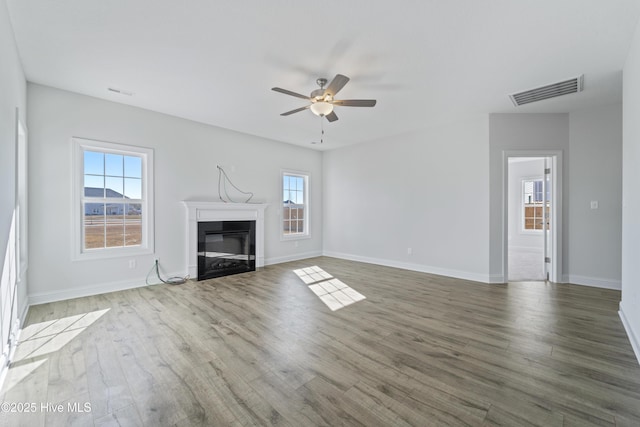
[197,221,255,280]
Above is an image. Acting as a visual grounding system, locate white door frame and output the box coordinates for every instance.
[503,150,562,283]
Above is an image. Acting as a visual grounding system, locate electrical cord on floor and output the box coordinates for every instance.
[146,260,189,285]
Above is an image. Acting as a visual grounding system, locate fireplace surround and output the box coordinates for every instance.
[183,201,267,280]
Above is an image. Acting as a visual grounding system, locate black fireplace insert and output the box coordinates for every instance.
[197,220,256,280]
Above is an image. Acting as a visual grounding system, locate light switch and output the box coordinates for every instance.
[590,200,598,210]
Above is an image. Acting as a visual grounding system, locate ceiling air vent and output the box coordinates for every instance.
[509,75,584,106]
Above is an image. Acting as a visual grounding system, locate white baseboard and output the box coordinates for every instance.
[562,274,621,290]
[28,253,327,306]
[28,271,183,306]
[264,250,323,266]
[322,251,491,283]
[18,297,29,325]
[28,252,324,305]
[488,274,506,284]
[619,304,640,366]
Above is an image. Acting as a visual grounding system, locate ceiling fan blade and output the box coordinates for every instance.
[272,87,311,100]
[324,74,350,97]
[332,99,377,107]
[325,111,339,122]
[280,105,309,116]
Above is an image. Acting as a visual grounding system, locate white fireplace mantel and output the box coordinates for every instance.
[182,200,268,279]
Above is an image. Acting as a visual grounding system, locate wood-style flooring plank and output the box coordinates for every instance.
[0,256,639,426]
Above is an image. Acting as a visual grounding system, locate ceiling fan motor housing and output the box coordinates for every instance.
[272,73,376,122]
[310,88,325,99]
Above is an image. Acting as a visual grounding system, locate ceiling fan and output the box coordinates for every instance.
[272,74,376,122]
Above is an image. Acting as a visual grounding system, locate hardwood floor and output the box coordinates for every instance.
[1,256,639,426]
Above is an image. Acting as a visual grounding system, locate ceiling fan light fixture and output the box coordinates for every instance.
[310,101,333,117]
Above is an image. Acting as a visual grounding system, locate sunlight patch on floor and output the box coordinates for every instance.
[293,266,366,311]
[2,308,110,393]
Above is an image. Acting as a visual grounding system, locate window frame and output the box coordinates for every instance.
[281,170,310,241]
[72,137,154,260]
[521,176,549,233]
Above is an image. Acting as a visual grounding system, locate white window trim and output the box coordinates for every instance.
[281,169,310,241]
[72,137,155,261]
[520,176,544,234]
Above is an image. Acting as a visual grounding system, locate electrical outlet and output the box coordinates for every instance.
[590,200,598,210]
[128,259,136,269]
[407,247,413,255]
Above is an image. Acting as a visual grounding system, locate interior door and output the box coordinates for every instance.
[543,157,552,281]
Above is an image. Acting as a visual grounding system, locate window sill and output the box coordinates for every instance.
[280,233,311,242]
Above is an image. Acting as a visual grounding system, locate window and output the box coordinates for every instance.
[282,171,309,239]
[73,138,154,259]
[522,178,549,231]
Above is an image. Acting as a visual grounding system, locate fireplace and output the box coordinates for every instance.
[183,201,267,280]
[198,220,255,280]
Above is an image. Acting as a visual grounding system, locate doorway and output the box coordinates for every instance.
[503,151,562,283]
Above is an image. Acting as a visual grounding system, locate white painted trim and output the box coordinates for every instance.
[280,169,310,241]
[28,271,179,306]
[0,319,21,391]
[509,246,544,253]
[0,358,7,393]
[71,137,155,261]
[619,305,640,366]
[503,150,563,283]
[562,274,621,290]
[488,274,506,284]
[0,320,21,392]
[15,111,28,281]
[182,201,268,279]
[18,299,28,327]
[323,251,492,283]
[264,250,323,266]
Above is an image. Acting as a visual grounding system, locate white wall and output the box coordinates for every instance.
[621,17,640,363]
[323,115,491,282]
[27,84,323,304]
[507,158,545,250]
[0,0,27,382]
[489,114,569,283]
[490,110,623,288]
[568,104,622,289]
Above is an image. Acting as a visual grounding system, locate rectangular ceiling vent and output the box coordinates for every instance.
[509,75,584,106]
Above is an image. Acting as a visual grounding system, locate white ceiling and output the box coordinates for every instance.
[7,1,640,150]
